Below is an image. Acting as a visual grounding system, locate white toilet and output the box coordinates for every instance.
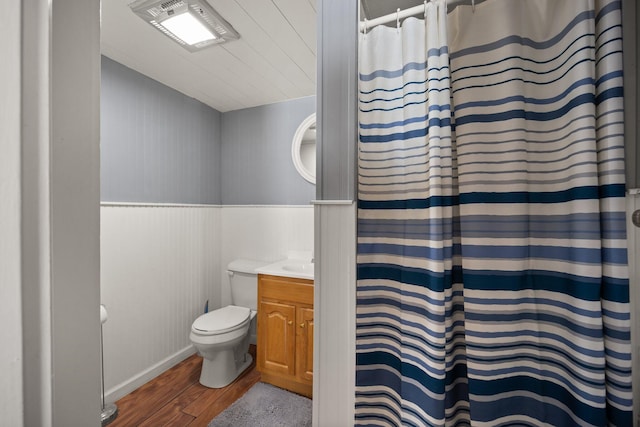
[190,259,268,388]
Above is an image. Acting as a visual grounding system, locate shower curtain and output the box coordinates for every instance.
[356,0,632,426]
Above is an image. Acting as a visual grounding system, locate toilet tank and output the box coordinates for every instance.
[227,259,269,310]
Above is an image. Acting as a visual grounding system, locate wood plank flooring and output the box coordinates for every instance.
[108,346,260,427]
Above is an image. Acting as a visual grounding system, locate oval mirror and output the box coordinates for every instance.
[291,113,316,184]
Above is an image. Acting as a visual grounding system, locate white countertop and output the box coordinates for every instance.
[255,258,315,281]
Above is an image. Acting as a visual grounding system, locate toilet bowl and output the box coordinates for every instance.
[189,259,267,388]
[190,305,256,388]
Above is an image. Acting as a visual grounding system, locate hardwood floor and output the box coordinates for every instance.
[108,346,260,427]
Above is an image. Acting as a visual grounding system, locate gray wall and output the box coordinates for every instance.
[101,57,315,205]
[101,56,222,204]
[221,96,316,205]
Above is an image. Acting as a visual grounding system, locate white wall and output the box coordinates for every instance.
[101,205,220,401]
[219,205,314,307]
[0,1,24,425]
[220,205,314,344]
[21,0,53,423]
[100,204,314,401]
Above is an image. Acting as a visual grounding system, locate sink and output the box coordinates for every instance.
[255,259,315,280]
[282,263,314,274]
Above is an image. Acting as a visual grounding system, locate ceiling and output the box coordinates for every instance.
[101,0,317,112]
[101,0,424,113]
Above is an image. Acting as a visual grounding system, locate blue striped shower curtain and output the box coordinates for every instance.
[356,0,632,425]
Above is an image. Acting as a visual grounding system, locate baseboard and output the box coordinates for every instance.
[104,345,196,403]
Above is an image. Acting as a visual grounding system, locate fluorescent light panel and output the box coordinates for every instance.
[129,0,240,52]
[160,12,216,45]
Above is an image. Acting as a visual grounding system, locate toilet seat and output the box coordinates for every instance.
[192,305,251,336]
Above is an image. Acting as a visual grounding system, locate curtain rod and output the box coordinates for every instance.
[359,0,476,33]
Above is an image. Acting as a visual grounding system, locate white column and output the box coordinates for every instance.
[50,0,102,425]
[313,202,357,426]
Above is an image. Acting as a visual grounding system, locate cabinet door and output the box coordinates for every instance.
[296,305,314,383]
[258,300,296,376]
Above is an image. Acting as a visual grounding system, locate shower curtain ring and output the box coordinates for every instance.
[424,0,427,17]
[396,8,400,32]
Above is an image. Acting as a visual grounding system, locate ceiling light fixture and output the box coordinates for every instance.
[160,11,216,45]
[129,0,240,52]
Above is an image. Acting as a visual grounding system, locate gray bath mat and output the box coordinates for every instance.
[208,382,312,427]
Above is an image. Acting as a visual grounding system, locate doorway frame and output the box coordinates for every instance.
[19,0,102,425]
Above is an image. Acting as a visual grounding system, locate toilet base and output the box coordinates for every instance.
[199,351,253,388]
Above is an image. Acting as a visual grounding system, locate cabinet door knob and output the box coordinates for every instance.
[288,320,293,325]
[300,323,305,328]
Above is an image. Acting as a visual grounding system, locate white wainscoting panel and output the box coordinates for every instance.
[313,203,356,426]
[100,205,220,401]
[219,205,314,308]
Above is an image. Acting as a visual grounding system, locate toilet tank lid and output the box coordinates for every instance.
[227,259,270,275]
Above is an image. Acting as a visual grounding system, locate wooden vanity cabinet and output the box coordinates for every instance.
[257,274,314,397]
